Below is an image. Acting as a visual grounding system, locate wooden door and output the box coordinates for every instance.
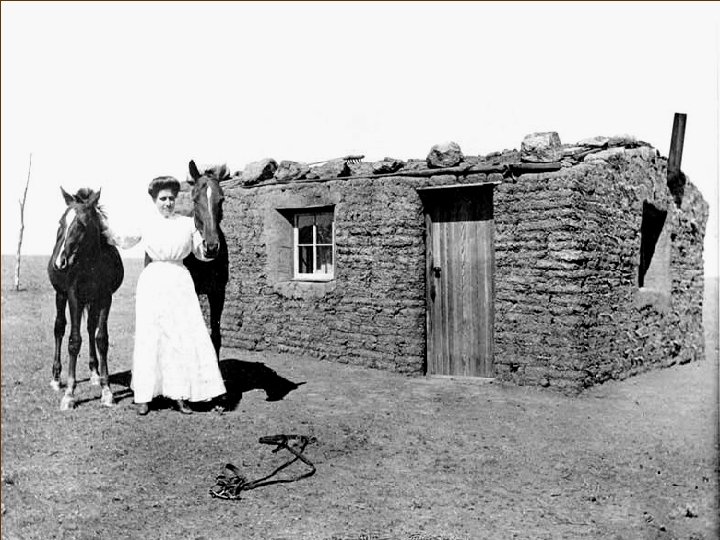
[423,185,495,377]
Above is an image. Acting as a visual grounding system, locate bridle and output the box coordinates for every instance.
[209,435,316,500]
[192,173,225,257]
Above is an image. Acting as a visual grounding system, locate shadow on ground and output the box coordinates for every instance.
[104,359,305,411]
[218,358,306,410]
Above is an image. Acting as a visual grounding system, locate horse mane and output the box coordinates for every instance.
[187,163,231,183]
[72,188,112,245]
[74,187,95,201]
[72,188,107,218]
[213,164,231,181]
[98,214,114,245]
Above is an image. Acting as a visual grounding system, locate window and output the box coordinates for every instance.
[293,209,334,280]
[638,201,669,291]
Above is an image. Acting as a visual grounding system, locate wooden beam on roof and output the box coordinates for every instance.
[416,181,501,192]
[238,161,563,189]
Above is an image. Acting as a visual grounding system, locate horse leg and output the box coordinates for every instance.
[87,303,101,386]
[51,292,67,391]
[207,288,227,412]
[61,296,82,410]
[95,296,114,407]
[208,289,225,360]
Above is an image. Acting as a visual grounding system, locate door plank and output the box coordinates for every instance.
[459,196,473,376]
[485,218,495,375]
[436,215,447,375]
[425,211,436,373]
[469,218,482,377]
[443,215,452,375]
[477,219,489,376]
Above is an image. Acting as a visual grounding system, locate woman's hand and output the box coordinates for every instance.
[192,230,216,261]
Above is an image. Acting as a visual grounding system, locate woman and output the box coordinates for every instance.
[110,176,226,415]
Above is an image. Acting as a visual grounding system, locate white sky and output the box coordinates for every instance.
[2,1,719,275]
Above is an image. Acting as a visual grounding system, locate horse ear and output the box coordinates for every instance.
[218,164,229,180]
[61,187,75,206]
[88,188,101,206]
[188,160,201,183]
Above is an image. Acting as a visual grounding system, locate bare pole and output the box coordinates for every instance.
[14,153,32,291]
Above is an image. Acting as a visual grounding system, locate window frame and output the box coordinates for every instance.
[292,208,335,281]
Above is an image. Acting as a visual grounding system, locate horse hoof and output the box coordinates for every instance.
[60,395,75,411]
[100,388,114,407]
[89,372,101,386]
[50,380,62,392]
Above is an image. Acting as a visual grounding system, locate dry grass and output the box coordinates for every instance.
[1,255,718,540]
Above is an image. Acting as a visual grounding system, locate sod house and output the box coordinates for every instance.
[215,128,708,392]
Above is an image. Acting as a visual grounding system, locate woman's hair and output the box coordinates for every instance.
[147,176,181,200]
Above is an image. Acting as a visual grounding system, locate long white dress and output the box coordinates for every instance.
[117,211,226,404]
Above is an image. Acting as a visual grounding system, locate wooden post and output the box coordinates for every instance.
[14,153,32,291]
[667,113,687,207]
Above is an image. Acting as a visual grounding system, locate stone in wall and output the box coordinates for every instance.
[372,158,405,174]
[608,134,638,147]
[403,159,430,172]
[347,161,375,177]
[484,149,521,165]
[558,136,656,167]
[520,132,562,163]
[240,158,278,186]
[584,147,626,162]
[275,161,310,183]
[577,136,609,148]
[427,142,464,168]
[307,159,351,179]
[562,146,587,159]
[625,146,658,162]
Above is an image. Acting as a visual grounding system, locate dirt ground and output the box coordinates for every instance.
[1,256,718,540]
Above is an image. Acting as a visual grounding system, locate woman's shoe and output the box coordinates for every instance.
[176,400,192,415]
[212,395,228,413]
[137,403,150,416]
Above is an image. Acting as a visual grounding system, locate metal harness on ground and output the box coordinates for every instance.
[209,434,316,500]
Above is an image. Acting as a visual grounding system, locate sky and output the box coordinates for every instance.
[2,1,719,275]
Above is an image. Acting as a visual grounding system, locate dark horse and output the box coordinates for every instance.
[186,160,230,358]
[48,187,124,410]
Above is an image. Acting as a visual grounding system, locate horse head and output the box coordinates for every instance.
[187,160,228,259]
[52,187,104,271]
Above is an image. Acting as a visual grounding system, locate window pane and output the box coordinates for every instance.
[298,245,313,274]
[316,212,334,244]
[297,214,314,244]
[316,246,333,273]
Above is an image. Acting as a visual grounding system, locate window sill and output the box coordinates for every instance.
[272,278,337,299]
[635,287,670,312]
[292,275,335,283]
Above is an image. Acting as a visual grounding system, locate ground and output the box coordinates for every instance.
[1,256,718,540]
